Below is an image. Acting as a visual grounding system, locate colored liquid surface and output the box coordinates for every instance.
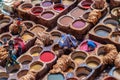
[42,13,54,19]
[42,1,52,7]
[30,64,42,71]
[104,77,117,80]
[22,60,31,65]
[87,61,99,68]
[33,10,42,15]
[111,35,120,42]
[23,7,31,11]
[22,33,33,42]
[77,74,87,79]
[70,7,84,19]
[95,29,109,37]
[31,27,44,34]
[48,73,64,80]
[82,1,93,9]
[40,51,55,62]
[74,56,84,64]
[32,52,39,57]
[1,36,11,41]
[60,16,73,26]
[62,1,73,6]
[72,20,86,28]
[104,19,118,26]
[113,69,120,80]
[79,42,94,52]
[54,6,64,11]
[67,78,78,80]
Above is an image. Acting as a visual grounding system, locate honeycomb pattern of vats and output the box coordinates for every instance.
[0,0,120,80]
[89,13,120,51]
[57,0,108,40]
[15,0,79,29]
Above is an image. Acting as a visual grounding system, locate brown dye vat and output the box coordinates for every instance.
[70,7,85,19]
[17,55,33,65]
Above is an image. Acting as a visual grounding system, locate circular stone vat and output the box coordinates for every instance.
[95,25,111,37]
[1,34,12,42]
[17,70,28,79]
[72,20,86,29]
[81,0,93,9]
[40,51,55,62]
[30,46,43,57]
[48,73,65,80]
[59,15,74,26]
[79,40,97,52]
[22,21,35,29]
[76,66,92,80]
[42,1,53,7]
[30,6,43,16]
[54,4,65,12]
[104,18,119,26]
[30,61,43,71]
[103,76,117,80]
[86,56,101,68]
[41,11,55,19]
[20,3,33,11]
[71,51,88,64]
[62,0,74,6]
[18,55,33,65]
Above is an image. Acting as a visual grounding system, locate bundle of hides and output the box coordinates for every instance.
[19,69,37,80]
[0,46,8,62]
[87,9,101,24]
[102,44,118,65]
[9,22,27,35]
[37,32,53,46]
[50,55,71,73]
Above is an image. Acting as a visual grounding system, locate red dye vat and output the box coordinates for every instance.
[104,77,117,80]
[54,4,64,11]
[31,6,43,16]
[81,1,93,9]
[40,51,55,62]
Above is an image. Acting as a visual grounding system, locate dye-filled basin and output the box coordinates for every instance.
[76,66,92,80]
[30,61,43,71]
[86,56,101,68]
[21,3,33,11]
[111,33,120,43]
[30,6,43,16]
[22,21,35,29]
[0,18,11,27]
[0,42,2,46]
[40,51,55,62]
[30,25,45,35]
[51,31,61,40]
[95,26,111,37]
[97,46,106,58]
[72,20,86,29]
[64,62,75,72]
[62,0,74,6]
[59,15,74,26]
[48,73,65,80]
[21,32,34,42]
[71,51,88,64]
[42,1,53,7]
[1,34,11,42]
[70,7,84,19]
[81,0,93,9]
[17,70,28,79]
[18,55,33,65]
[103,76,117,80]
[54,4,65,12]
[104,18,119,26]
[30,46,43,57]
[79,40,97,52]
[113,68,120,80]
[41,11,55,19]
